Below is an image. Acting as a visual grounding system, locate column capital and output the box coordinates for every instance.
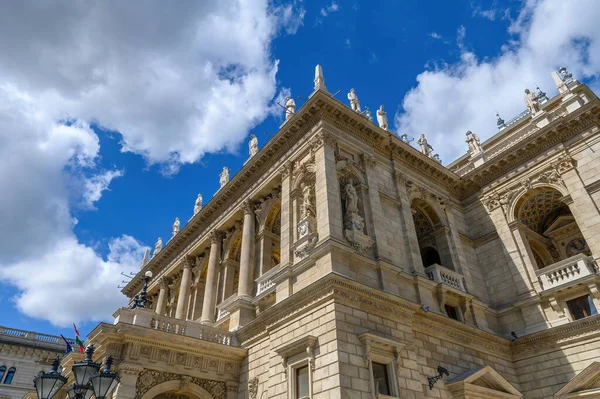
[158,276,171,289]
[210,230,224,245]
[241,199,255,215]
[183,256,194,269]
[280,161,292,179]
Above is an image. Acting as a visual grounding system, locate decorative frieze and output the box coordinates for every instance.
[134,370,226,399]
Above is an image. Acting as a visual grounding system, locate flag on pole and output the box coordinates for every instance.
[73,323,85,353]
[60,334,73,354]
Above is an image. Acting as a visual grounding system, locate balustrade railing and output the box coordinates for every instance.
[114,309,238,347]
[0,326,75,345]
[537,254,598,291]
[425,264,466,292]
[255,266,279,296]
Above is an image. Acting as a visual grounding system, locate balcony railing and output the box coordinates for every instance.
[0,326,76,345]
[537,254,598,291]
[425,264,466,292]
[255,265,279,296]
[114,308,238,346]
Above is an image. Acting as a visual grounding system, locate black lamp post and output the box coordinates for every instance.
[34,356,68,399]
[33,345,119,399]
[131,270,153,309]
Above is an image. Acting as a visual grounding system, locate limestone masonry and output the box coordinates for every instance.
[46,66,600,399]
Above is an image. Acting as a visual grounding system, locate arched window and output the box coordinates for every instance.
[421,247,442,268]
[4,367,15,384]
[0,366,5,382]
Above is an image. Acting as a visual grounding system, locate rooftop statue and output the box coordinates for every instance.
[249,134,258,157]
[400,133,410,143]
[364,107,373,122]
[465,130,483,155]
[376,105,388,131]
[220,166,230,188]
[194,194,203,215]
[347,88,361,112]
[285,96,296,120]
[416,133,429,155]
[153,237,163,257]
[524,88,540,113]
[172,217,180,237]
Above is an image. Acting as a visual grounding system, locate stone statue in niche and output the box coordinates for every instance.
[295,182,318,258]
[341,178,374,254]
[347,88,361,112]
[344,181,359,214]
[194,194,203,215]
[172,217,180,237]
[465,130,482,155]
[220,166,230,188]
[154,237,163,257]
[376,105,388,130]
[524,89,540,113]
[300,183,314,218]
[249,134,258,157]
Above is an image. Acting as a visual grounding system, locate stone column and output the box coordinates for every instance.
[392,166,425,276]
[486,203,536,297]
[279,162,293,267]
[110,365,142,399]
[560,162,600,258]
[175,258,193,320]
[201,231,223,323]
[154,277,169,316]
[238,200,256,298]
[313,131,344,242]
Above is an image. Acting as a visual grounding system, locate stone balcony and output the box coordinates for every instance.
[425,263,467,293]
[113,308,238,346]
[255,265,278,297]
[536,254,599,292]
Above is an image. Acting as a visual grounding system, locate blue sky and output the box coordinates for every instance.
[1,0,599,341]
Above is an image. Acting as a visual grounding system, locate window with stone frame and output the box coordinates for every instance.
[444,304,461,321]
[273,335,317,399]
[3,367,15,384]
[359,332,410,398]
[567,295,598,320]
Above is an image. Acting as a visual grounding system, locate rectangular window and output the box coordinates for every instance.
[295,365,309,399]
[567,295,598,320]
[372,362,391,395]
[445,305,461,321]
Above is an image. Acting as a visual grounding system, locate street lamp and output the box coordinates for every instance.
[131,270,153,309]
[33,345,119,399]
[34,356,68,399]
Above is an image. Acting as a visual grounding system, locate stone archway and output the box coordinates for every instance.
[136,370,226,399]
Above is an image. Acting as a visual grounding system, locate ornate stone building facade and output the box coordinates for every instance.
[62,67,600,399]
[0,327,74,399]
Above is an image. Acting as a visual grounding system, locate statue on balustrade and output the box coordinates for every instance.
[465,130,482,155]
[524,88,540,113]
[347,88,361,112]
[249,134,258,157]
[376,105,388,130]
[194,194,203,215]
[220,166,230,188]
[172,217,180,237]
[153,237,163,257]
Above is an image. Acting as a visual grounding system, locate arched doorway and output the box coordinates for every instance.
[514,187,590,268]
[139,378,222,399]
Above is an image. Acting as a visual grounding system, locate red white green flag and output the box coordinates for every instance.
[73,323,85,353]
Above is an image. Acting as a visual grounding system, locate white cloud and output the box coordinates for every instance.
[429,32,443,40]
[0,1,303,325]
[276,1,306,34]
[82,169,124,210]
[395,0,600,164]
[472,5,497,21]
[320,1,340,17]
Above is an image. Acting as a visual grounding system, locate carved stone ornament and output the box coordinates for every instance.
[210,230,224,245]
[553,154,576,175]
[482,192,501,212]
[295,216,318,258]
[361,152,377,169]
[280,161,292,179]
[344,228,375,254]
[241,199,254,215]
[134,370,227,399]
[310,131,336,152]
[248,377,259,399]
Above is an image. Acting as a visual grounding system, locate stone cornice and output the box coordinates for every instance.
[511,313,600,358]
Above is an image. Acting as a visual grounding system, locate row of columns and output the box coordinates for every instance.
[153,200,257,324]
